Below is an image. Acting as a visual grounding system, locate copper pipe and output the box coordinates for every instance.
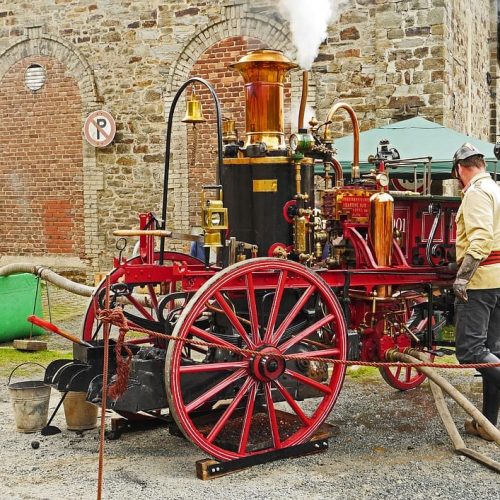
[298,70,309,130]
[330,158,344,186]
[325,102,360,175]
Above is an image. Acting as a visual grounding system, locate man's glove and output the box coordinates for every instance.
[453,254,481,302]
[453,278,469,302]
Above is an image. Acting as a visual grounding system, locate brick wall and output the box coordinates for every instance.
[0,55,85,257]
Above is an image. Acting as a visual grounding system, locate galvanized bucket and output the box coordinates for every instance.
[7,362,51,433]
[62,391,98,431]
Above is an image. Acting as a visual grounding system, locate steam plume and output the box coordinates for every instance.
[279,0,345,70]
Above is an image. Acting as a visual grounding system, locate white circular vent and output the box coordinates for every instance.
[24,64,46,91]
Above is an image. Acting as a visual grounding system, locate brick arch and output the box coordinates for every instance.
[0,30,102,271]
[163,15,315,233]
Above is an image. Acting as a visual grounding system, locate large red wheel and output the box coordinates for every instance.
[165,258,347,460]
[379,297,433,390]
[82,251,202,342]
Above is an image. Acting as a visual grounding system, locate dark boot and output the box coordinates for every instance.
[482,377,500,426]
[477,352,500,390]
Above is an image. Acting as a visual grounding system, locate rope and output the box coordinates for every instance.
[97,309,133,400]
[97,307,500,372]
[97,278,111,500]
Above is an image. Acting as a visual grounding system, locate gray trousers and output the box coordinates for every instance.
[455,288,500,364]
[455,288,500,424]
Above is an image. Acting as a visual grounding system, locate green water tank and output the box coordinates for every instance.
[0,274,44,343]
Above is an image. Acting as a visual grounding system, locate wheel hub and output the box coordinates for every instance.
[250,346,286,382]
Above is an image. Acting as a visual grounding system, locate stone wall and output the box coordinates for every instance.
[0,0,497,277]
[443,0,493,140]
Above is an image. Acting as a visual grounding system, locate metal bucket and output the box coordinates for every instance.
[8,362,51,433]
[62,391,98,431]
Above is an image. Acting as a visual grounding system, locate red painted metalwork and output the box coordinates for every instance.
[82,251,203,342]
[165,258,347,460]
[69,58,463,462]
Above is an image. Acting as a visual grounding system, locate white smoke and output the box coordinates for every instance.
[279,0,345,70]
[289,102,316,131]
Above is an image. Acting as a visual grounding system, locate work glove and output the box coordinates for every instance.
[453,278,469,302]
[453,254,480,303]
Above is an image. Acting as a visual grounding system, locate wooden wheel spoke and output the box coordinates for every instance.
[264,383,282,449]
[185,368,247,414]
[245,273,261,344]
[285,368,332,395]
[279,314,335,353]
[214,291,254,348]
[270,285,316,345]
[263,270,288,343]
[179,361,247,374]
[188,324,240,353]
[405,368,412,382]
[124,293,156,321]
[394,366,402,380]
[146,284,160,318]
[273,380,312,426]
[206,378,254,443]
[238,382,257,455]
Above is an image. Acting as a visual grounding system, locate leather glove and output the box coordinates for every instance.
[453,278,469,302]
[453,254,481,303]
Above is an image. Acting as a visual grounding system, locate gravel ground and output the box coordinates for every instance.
[1,295,500,499]
[2,362,500,499]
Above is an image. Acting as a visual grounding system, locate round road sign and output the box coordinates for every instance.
[83,110,116,147]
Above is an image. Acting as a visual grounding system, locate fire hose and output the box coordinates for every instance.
[0,263,153,307]
[389,349,500,472]
[0,263,94,296]
[96,310,500,474]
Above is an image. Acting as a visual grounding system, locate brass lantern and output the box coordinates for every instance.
[201,189,228,248]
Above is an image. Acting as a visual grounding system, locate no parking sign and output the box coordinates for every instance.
[83,110,116,147]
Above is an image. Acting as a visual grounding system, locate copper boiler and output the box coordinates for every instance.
[230,49,297,151]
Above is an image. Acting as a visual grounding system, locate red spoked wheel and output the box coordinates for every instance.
[379,297,434,391]
[379,362,427,391]
[165,258,347,460]
[82,251,202,342]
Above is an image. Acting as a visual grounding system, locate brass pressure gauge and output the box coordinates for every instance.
[289,131,315,154]
[376,172,389,188]
[289,134,299,154]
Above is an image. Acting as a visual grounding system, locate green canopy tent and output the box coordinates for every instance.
[326,117,498,180]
